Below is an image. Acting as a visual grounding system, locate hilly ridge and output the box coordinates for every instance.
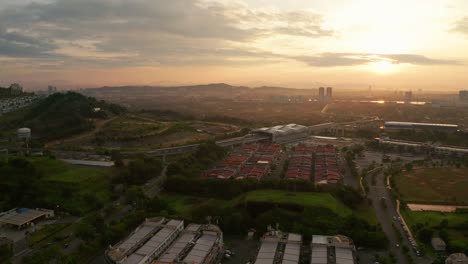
[0,92,126,140]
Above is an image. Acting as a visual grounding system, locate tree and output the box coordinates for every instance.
[417,228,433,244]
[404,163,413,171]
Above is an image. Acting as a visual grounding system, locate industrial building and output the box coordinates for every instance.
[384,121,459,132]
[253,231,302,264]
[252,124,310,144]
[154,224,223,264]
[253,232,356,264]
[106,218,224,264]
[106,218,184,264]
[310,235,356,264]
[0,208,54,229]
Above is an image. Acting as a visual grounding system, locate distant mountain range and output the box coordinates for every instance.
[85,83,319,96]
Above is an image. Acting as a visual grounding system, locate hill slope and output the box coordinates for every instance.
[0,92,126,140]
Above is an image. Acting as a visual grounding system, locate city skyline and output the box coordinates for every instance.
[1,0,468,90]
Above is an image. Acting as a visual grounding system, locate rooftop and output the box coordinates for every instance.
[0,208,51,227]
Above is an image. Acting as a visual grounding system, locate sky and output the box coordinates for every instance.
[1,0,468,90]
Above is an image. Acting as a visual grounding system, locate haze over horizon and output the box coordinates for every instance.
[1,0,468,91]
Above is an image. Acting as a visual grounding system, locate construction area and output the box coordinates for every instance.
[105,217,223,264]
[251,231,357,264]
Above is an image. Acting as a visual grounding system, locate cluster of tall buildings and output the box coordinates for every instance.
[318,87,333,103]
[460,90,468,101]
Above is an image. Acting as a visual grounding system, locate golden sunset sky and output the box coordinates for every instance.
[1,0,468,90]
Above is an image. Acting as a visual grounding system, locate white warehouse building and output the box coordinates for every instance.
[252,124,310,144]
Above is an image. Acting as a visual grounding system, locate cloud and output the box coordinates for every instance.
[0,0,332,67]
[453,16,468,36]
[0,29,56,57]
[293,53,459,67]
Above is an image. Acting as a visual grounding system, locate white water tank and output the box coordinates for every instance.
[17,128,31,139]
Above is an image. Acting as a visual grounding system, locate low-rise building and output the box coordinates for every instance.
[0,208,54,229]
[107,218,224,264]
[431,237,446,252]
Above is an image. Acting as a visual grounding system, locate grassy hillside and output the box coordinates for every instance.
[0,156,114,214]
[0,92,126,140]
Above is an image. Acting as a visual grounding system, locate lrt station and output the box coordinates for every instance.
[105,217,223,264]
[252,231,357,264]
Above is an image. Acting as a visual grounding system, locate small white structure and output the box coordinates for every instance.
[17,128,31,139]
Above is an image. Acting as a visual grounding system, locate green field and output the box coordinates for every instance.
[401,209,468,251]
[1,157,114,214]
[161,190,354,218]
[394,168,468,204]
[243,190,352,216]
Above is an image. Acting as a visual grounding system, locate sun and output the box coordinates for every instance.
[370,60,398,74]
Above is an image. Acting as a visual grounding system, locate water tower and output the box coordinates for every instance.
[17,128,31,153]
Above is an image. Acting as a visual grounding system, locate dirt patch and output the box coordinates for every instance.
[407,204,468,212]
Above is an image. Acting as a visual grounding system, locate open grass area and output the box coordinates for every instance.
[161,190,353,218]
[9,157,114,214]
[0,157,116,214]
[402,210,468,229]
[394,168,468,204]
[243,190,352,216]
[401,209,468,251]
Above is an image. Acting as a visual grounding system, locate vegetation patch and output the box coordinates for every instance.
[394,168,468,204]
[243,190,352,217]
[0,156,114,214]
[401,209,468,253]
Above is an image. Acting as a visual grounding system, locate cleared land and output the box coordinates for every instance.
[394,168,468,204]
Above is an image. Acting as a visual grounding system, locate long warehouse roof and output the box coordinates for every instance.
[255,236,280,264]
[183,231,218,264]
[155,224,201,263]
[124,219,183,264]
